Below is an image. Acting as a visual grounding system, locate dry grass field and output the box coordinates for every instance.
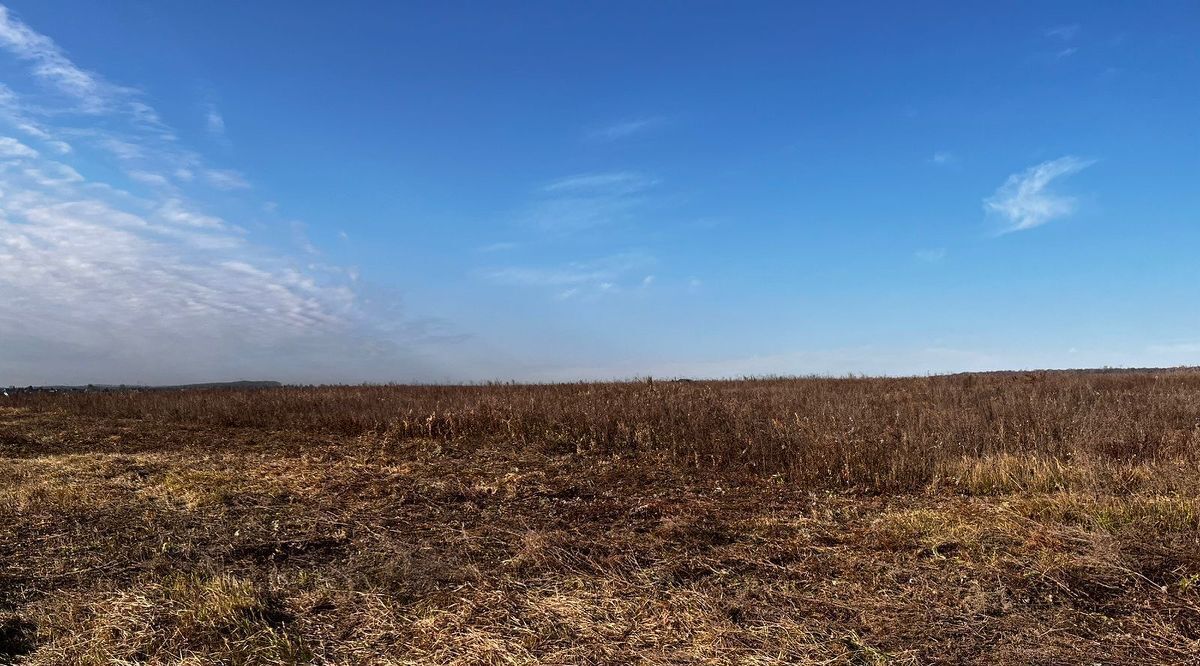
[3,370,1200,664]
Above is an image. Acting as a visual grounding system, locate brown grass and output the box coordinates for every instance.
[2,370,1199,663]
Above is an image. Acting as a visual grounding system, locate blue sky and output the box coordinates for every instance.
[0,1,1197,384]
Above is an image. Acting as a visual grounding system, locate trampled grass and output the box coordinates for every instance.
[2,370,1199,663]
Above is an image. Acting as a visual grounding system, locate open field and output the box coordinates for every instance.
[3,371,1200,664]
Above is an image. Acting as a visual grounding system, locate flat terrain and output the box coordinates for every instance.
[2,372,1199,664]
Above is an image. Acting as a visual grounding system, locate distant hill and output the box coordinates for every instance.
[155,381,283,391]
[3,381,282,393]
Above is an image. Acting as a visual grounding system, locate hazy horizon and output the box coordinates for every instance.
[10,364,1200,390]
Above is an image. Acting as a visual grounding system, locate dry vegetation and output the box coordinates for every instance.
[2,370,1200,664]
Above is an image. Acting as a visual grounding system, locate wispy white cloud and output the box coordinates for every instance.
[21,161,83,188]
[542,171,657,195]
[1045,24,1081,41]
[0,8,244,195]
[19,121,71,153]
[914,248,946,263]
[127,169,172,188]
[290,220,319,255]
[1039,24,1081,60]
[204,167,250,190]
[525,171,658,232]
[97,137,144,162]
[156,198,227,229]
[205,103,226,139]
[0,82,70,155]
[0,135,37,158]
[586,117,665,142]
[477,241,518,253]
[984,156,1094,233]
[13,120,46,138]
[484,251,654,298]
[127,100,175,139]
[929,150,956,166]
[0,6,113,111]
[0,7,180,141]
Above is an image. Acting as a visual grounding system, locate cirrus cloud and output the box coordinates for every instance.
[984,156,1094,233]
[0,3,460,385]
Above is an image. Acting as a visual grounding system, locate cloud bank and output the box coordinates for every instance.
[0,5,452,385]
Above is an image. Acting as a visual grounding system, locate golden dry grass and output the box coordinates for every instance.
[2,370,1200,663]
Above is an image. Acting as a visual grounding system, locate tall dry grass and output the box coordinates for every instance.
[13,369,1200,490]
[6,370,1200,663]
